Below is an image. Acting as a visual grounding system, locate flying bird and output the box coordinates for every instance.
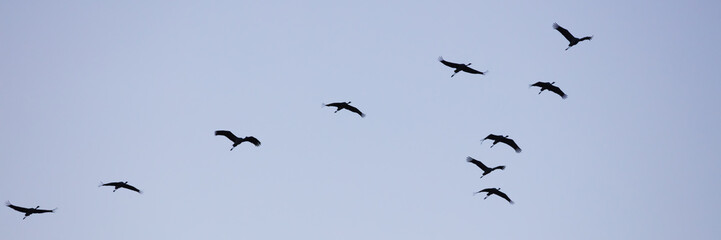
[467,157,505,178]
[100,181,143,194]
[474,188,514,204]
[553,22,593,50]
[324,101,365,117]
[530,81,567,99]
[438,56,487,77]
[5,201,56,219]
[215,130,261,150]
[482,134,522,153]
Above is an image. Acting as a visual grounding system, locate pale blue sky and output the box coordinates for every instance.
[1,1,720,239]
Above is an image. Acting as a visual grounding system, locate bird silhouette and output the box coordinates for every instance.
[438,56,487,77]
[474,188,514,204]
[553,23,593,50]
[100,181,143,194]
[482,134,522,153]
[215,130,261,151]
[530,81,567,99]
[324,101,365,117]
[467,157,506,178]
[5,201,56,219]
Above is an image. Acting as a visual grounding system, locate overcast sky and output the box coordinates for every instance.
[2,1,720,239]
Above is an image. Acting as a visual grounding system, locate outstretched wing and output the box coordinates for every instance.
[548,85,567,99]
[100,181,122,187]
[215,130,240,142]
[530,81,545,88]
[32,208,56,213]
[474,188,494,195]
[344,104,365,117]
[121,183,143,194]
[438,56,465,69]
[501,138,522,153]
[325,102,343,108]
[6,201,31,213]
[460,66,486,75]
[493,190,514,204]
[553,22,577,42]
[466,157,490,171]
[243,136,262,146]
[482,134,499,143]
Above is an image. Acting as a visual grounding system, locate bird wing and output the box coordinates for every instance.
[460,65,486,75]
[474,188,494,195]
[530,82,545,88]
[243,136,262,146]
[325,102,343,108]
[6,202,31,213]
[344,104,365,117]
[438,56,465,69]
[121,183,143,194]
[101,181,122,187]
[31,208,56,213]
[482,134,499,143]
[553,23,577,42]
[466,157,490,171]
[548,85,567,99]
[215,130,240,142]
[501,138,522,153]
[493,190,514,204]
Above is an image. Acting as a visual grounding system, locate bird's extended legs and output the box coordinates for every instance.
[565,46,570,51]
[230,146,235,151]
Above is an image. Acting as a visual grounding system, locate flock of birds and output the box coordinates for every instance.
[6,22,592,219]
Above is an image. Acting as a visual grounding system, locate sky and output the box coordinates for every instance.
[1,1,720,239]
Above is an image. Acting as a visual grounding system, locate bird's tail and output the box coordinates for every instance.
[98,182,104,187]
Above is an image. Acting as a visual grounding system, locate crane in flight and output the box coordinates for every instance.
[100,181,143,194]
[482,134,522,153]
[530,81,567,99]
[215,130,261,151]
[553,22,593,50]
[324,101,365,117]
[467,157,505,178]
[5,201,56,219]
[474,188,514,204]
[438,56,487,77]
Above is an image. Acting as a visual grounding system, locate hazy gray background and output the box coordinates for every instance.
[2,1,720,239]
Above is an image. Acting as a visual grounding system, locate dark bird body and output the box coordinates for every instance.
[481,134,521,153]
[6,201,56,219]
[553,23,593,50]
[530,81,567,99]
[100,181,142,194]
[438,56,487,77]
[467,157,505,178]
[474,188,514,204]
[482,134,522,153]
[215,130,261,151]
[324,101,365,117]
